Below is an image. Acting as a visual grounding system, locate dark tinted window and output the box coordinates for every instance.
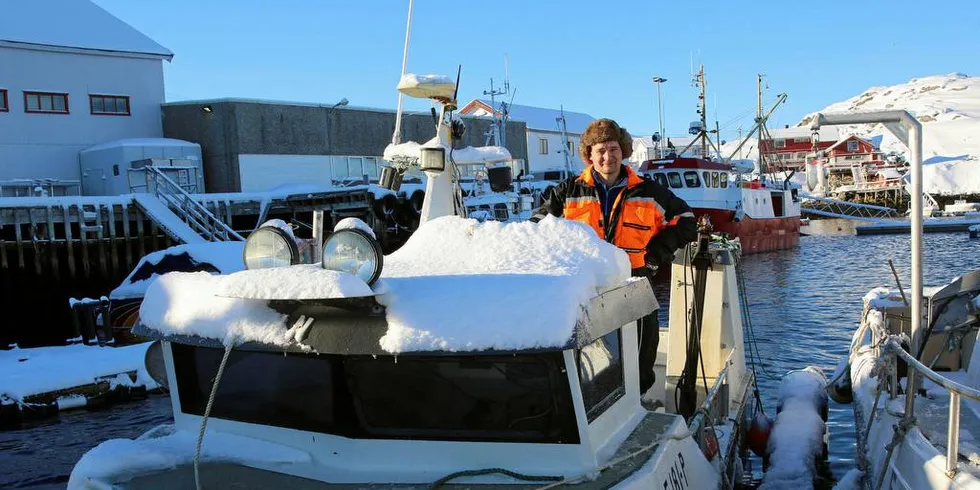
[667,172,683,189]
[684,171,701,188]
[577,330,624,422]
[493,203,509,220]
[173,344,579,443]
[652,173,669,188]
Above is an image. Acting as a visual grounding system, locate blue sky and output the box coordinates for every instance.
[95,0,978,144]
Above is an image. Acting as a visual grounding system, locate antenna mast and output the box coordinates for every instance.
[694,64,708,159]
[483,63,511,147]
[557,106,572,178]
[757,73,767,175]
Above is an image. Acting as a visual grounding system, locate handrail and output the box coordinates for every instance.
[143,167,244,242]
[883,338,980,402]
[882,337,974,476]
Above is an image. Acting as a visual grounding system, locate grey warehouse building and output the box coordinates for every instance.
[161,99,529,193]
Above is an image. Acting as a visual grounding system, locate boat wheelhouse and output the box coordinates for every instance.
[639,157,801,254]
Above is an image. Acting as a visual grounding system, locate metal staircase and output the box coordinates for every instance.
[130,166,244,243]
[800,193,900,221]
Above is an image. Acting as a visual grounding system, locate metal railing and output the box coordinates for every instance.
[883,338,980,476]
[136,166,244,242]
[800,193,899,220]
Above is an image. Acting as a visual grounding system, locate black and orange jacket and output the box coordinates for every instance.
[532,165,697,272]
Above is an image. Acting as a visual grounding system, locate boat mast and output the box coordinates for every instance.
[391,0,415,146]
[757,73,767,176]
[697,65,708,159]
[483,70,510,147]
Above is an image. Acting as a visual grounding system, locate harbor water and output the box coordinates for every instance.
[2,230,979,489]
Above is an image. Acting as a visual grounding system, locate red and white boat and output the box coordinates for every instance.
[638,157,801,254]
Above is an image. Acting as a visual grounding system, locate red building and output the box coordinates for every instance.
[822,134,885,168]
[759,126,840,171]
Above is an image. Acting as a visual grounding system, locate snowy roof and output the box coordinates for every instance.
[81,138,200,153]
[765,126,840,141]
[138,216,633,353]
[0,0,173,60]
[468,99,595,134]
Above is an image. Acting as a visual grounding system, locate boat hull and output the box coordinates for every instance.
[694,208,800,255]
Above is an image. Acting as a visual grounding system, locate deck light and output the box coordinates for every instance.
[243,225,300,269]
[321,229,383,285]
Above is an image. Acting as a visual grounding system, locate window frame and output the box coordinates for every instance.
[24,91,70,114]
[652,173,669,188]
[683,171,701,188]
[667,172,683,189]
[577,330,625,422]
[846,140,860,152]
[773,138,786,149]
[539,138,549,155]
[89,94,131,116]
[720,173,729,188]
[0,89,7,112]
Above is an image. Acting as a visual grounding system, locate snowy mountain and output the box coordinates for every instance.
[797,73,980,196]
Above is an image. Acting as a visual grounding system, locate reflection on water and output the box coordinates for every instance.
[1,232,978,488]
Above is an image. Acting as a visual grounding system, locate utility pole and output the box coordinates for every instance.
[483,77,510,147]
[652,77,667,158]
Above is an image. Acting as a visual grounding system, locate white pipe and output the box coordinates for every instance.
[391,0,414,146]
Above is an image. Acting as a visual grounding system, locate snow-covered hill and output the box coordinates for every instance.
[798,73,980,196]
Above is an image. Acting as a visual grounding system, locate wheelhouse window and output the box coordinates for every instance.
[667,172,683,189]
[720,173,729,188]
[702,171,710,186]
[652,173,669,188]
[173,344,579,443]
[578,330,624,422]
[683,171,701,187]
[89,94,130,115]
[711,172,720,188]
[24,91,69,114]
[0,89,7,112]
[539,138,549,155]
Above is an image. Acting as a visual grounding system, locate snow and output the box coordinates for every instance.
[472,99,596,134]
[759,368,828,490]
[0,343,156,402]
[398,73,455,87]
[832,469,864,490]
[139,272,289,346]
[81,138,199,153]
[373,215,630,352]
[334,217,376,239]
[798,73,980,195]
[138,215,631,353]
[67,425,310,490]
[110,242,244,300]
[216,265,374,300]
[383,138,512,166]
[133,194,206,244]
[2,0,172,59]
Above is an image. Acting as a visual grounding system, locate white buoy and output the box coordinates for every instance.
[759,366,829,489]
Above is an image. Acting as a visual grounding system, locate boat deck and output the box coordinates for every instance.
[911,372,980,474]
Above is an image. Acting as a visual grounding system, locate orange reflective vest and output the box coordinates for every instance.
[562,166,673,269]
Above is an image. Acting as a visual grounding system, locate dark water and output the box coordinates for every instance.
[2,231,979,488]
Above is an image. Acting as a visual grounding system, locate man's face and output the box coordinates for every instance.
[589,141,623,181]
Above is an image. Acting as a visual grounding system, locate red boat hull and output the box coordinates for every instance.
[695,208,800,254]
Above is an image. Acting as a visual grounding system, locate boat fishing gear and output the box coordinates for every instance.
[677,215,714,420]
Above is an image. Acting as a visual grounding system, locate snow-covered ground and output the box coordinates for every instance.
[722,73,980,197]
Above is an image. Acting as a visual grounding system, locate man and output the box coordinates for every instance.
[531,118,696,395]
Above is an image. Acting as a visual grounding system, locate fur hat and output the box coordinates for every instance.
[579,118,633,162]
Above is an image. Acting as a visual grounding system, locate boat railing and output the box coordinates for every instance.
[688,350,738,452]
[882,337,980,477]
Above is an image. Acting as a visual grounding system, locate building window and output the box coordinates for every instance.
[774,139,786,148]
[566,140,574,155]
[539,138,548,155]
[0,89,7,112]
[24,91,69,114]
[847,140,859,152]
[90,94,131,116]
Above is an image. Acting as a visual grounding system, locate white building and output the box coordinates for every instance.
[632,136,709,162]
[460,99,594,176]
[0,0,173,194]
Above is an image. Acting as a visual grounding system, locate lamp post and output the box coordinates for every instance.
[652,77,667,158]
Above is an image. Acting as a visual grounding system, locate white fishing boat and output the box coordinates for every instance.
[66,43,793,489]
[824,110,980,489]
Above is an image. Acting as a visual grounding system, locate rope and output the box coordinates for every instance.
[194,341,235,490]
[428,468,560,489]
[873,415,916,490]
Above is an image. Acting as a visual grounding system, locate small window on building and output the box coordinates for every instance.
[24,91,69,114]
[667,172,683,189]
[652,173,669,188]
[112,164,120,176]
[90,94,131,116]
[0,89,7,112]
[578,330,624,422]
[684,171,701,187]
[847,140,859,152]
[796,152,807,159]
[567,140,574,155]
[774,139,786,148]
[793,137,809,143]
[539,138,549,155]
[720,173,729,188]
[712,172,720,188]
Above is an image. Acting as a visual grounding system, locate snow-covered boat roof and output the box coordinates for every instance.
[110,242,244,300]
[1,0,173,60]
[136,216,649,354]
[383,139,512,166]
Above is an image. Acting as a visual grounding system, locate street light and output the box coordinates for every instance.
[328,98,349,113]
[652,77,667,158]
